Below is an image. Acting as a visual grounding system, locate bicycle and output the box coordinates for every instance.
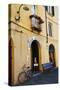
[18,64,32,84]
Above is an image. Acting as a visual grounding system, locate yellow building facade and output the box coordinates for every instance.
[9,4,58,85]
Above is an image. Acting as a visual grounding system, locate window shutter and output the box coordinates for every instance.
[52,7,54,16]
[48,23,52,36]
[45,6,48,11]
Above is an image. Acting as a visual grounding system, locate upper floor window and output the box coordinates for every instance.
[30,15,44,32]
[48,22,52,36]
[32,5,35,14]
[30,5,44,32]
[45,6,55,16]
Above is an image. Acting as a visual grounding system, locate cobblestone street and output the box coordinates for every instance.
[20,68,58,86]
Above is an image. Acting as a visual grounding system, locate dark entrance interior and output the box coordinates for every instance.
[31,40,39,72]
[49,44,56,67]
[8,39,13,86]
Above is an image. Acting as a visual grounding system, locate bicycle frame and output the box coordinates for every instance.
[18,64,32,84]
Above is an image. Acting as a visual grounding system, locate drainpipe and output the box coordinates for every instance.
[45,6,48,43]
[45,6,49,65]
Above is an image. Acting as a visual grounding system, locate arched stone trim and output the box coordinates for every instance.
[28,37,42,71]
[28,37,39,48]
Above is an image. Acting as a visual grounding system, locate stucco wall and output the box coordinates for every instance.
[9,4,58,85]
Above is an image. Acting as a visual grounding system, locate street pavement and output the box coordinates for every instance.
[19,67,58,86]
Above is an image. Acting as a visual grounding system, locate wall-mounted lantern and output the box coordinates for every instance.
[15,4,29,21]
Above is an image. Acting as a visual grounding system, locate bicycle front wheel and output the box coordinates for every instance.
[18,72,26,84]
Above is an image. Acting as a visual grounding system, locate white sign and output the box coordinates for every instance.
[34,64,38,66]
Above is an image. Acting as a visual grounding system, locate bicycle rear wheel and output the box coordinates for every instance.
[18,72,26,84]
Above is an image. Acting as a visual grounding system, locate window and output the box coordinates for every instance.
[45,6,48,11]
[30,5,44,32]
[48,22,52,36]
[48,6,52,15]
[32,5,35,14]
[45,6,55,16]
[31,16,41,31]
[52,7,54,16]
[30,15,44,32]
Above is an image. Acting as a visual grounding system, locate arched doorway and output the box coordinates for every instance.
[49,44,56,67]
[31,40,40,72]
[9,38,14,85]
